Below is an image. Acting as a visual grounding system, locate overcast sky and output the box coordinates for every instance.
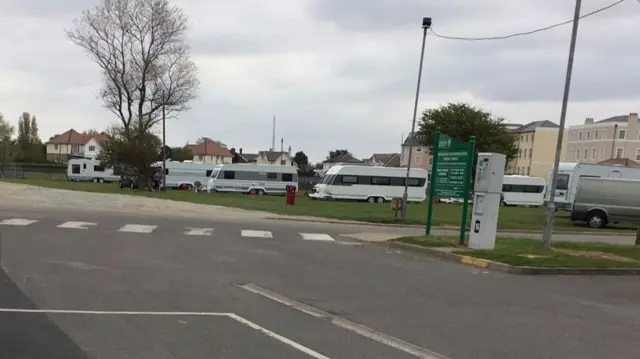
[1,0,639,163]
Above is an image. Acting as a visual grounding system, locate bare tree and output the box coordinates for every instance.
[66,0,199,133]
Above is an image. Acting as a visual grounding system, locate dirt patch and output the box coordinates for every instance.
[551,248,638,263]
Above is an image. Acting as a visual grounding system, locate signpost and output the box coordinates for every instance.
[425,128,475,245]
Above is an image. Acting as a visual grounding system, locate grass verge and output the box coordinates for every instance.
[1,178,637,233]
[393,236,640,268]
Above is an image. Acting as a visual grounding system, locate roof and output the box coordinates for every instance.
[402,132,422,146]
[48,129,107,145]
[242,153,258,161]
[369,153,401,167]
[323,153,364,164]
[596,115,628,123]
[258,151,288,161]
[512,120,559,133]
[187,140,232,157]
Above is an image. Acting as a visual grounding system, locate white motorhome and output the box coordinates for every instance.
[67,158,120,183]
[501,175,546,207]
[547,162,640,211]
[309,165,428,203]
[153,161,214,189]
[206,164,298,195]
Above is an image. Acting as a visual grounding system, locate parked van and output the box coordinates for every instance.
[206,164,298,195]
[67,158,119,183]
[501,175,546,207]
[152,161,214,189]
[309,165,428,203]
[570,177,640,228]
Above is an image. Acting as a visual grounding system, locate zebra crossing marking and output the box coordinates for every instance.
[241,230,273,238]
[57,221,98,229]
[0,218,38,226]
[300,233,335,242]
[118,224,157,233]
[185,227,214,236]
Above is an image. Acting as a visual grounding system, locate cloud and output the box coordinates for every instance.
[0,0,639,162]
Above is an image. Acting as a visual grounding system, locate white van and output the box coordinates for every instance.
[153,161,214,189]
[309,165,428,203]
[67,158,119,183]
[501,175,546,207]
[207,164,298,195]
[547,162,640,211]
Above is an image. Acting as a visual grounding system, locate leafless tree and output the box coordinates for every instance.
[66,0,199,134]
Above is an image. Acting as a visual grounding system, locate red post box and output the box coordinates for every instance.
[285,185,296,206]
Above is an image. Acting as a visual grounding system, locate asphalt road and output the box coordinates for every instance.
[1,208,639,359]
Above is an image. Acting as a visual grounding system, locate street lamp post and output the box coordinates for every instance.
[401,17,432,219]
[542,0,582,247]
[162,93,167,192]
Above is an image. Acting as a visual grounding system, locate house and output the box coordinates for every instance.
[257,147,294,166]
[507,120,567,177]
[400,132,431,172]
[229,148,258,164]
[186,140,233,164]
[364,153,401,167]
[565,113,640,163]
[321,153,365,174]
[46,129,107,163]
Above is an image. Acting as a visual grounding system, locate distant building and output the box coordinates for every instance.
[565,113,640,163]
[506,120,567,177]
[186,140,233,164]
[46,129,107,163]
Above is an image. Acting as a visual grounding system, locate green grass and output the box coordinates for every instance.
[1,178,636,232]
[394,236,640,268]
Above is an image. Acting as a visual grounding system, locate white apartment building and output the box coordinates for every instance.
[565,113,640,163]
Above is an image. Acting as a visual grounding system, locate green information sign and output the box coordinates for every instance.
[425,128,475,244]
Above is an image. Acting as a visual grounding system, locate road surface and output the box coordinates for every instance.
[0,207,638,359]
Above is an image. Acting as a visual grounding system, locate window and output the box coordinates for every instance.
[526,167,530,175]
[636,149,640,161]
[206,170,213,177]
[618,129,626,139]
[71,164,80,174]
[88,145,96,152]
[93,165,105,172]
[504,184,546,193]
[556,174,570,190]
[600,148,605,158]
[371,176,390,185]
[428,155,433,165]
[282,173,293,182]
[83,163,86,169]
[586,131,591,140]
[576,150,580,160]
[406,178,421,187]
[571,132,575,141]
[223,171,235,179]
[615,148,624,159]
[164,168,169,175]
[579,132,583,140]
[603,130,608,139]
[528,149,532,159]
[583,149,588,160]
[267,172,278,180]
[415,156,421,165]
[341,175,358,184]
[54,144,59,150]
[416,147,422,152]
[592,148,596,160]
[594,131,599,140]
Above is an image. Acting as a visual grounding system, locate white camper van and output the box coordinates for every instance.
[501,175,546,207]
[309,165,428,203]
[153,161,215,189]
[206,164,298,195]
[67,158,120,183]
[547,162,640,211]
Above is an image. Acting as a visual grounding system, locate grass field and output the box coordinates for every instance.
[2,178,636,232]
[394,236,640,268]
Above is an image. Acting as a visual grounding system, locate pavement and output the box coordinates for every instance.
[1,207,639,359]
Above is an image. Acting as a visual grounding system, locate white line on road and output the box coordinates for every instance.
[241,230,273,238]
[184,227,214,236]
[227,313,332,359]
[0,218,38,226]
[300,233,335,242]
[237,283,451,359]
[57,221,98,229]
[118,224,157,233]
[0,308,331,359]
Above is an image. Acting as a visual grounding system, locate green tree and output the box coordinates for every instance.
[293,151,309,170]
[16,112,43,162]
[170,146,193,162]
[0,113,16,172]
[417,102,518,166]
[327,149,351,159]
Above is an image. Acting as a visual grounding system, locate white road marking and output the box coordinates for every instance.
[241,230,273,238]
[300,233,335,242]
[237,283,450,359]
[0,218,38,226]
[57,221,97,229]
[117,224,157,233]
[184,227,214,236]
[0,308,331,359]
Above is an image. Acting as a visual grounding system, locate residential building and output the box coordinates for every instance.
[257,146,294,166]
[46,129,107,163]
[508,120,567,177]
[186,140,233,164]
[321,153,365,173]
[400,132,432,172]
[364,153,401,167]
[229,148,258,163]
[565,113,640,163]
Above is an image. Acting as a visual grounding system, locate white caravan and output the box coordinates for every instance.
[206,164,298,195]
[501,175,546,207]
[309,165,428,203]
[67,158,120,183]
[547,162,640,211]
[153,161,214,189]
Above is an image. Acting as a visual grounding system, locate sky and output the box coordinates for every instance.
[0,0,639,163]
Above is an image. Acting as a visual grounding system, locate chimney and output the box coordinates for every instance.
[239,148,243,155]
[630,112,638,122]
[585,117,594,124]
[288,145,292,156]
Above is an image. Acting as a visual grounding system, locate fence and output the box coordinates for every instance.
[0,162,67,180]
